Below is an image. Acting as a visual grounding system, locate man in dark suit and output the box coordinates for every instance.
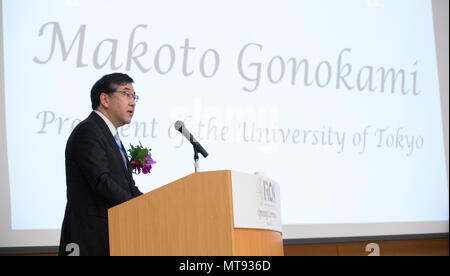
[59,73,143,256]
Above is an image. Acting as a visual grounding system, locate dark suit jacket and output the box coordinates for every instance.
[58,111,142,256]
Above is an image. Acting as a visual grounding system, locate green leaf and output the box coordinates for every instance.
[127,142,151,164]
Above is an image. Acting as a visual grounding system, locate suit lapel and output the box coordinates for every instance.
[121,141,135,178]
[119,140,131,170]
[120,140,136,189]
[89,112,130,178]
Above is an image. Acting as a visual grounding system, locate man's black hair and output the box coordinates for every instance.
[90,73,134,110]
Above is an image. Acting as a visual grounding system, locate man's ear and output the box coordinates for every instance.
[99,92,110,108]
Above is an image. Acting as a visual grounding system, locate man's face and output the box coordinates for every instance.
[106,83,136,128]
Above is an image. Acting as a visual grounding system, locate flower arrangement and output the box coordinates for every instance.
[127,142,155,174]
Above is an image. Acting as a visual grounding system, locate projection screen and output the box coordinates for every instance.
[1,0,448,249]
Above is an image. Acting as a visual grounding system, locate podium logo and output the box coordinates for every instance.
[258,179,276,204]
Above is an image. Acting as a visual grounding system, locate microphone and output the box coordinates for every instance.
[174,120,209,158]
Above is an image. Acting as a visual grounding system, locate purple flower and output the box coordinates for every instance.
[142,154,156,174]
[128,142,155,175]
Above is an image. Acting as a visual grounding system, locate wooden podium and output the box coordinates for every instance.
[108,170,283,256]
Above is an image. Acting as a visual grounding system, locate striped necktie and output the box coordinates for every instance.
[114,132,128,168]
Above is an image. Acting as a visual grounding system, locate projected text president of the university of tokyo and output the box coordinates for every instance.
[59,73,143,256]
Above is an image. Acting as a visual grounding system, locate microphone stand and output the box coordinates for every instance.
[193,147,200,173]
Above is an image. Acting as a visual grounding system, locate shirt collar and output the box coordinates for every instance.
[94,110,117,137]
